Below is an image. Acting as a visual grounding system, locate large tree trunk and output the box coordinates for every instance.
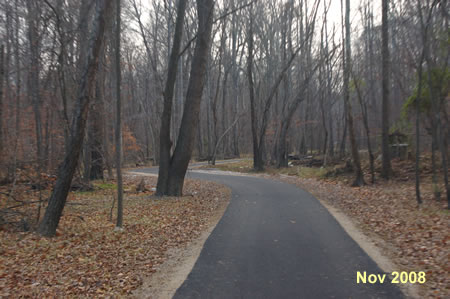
[156,0,188,196]
[165,0,215,196]
[380,0,392,179]
[38,0,113,237]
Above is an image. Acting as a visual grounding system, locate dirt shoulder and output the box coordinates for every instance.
[0,174,231,297]
[130,172,230,299]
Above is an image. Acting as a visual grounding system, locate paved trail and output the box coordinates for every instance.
[137,167,404,299]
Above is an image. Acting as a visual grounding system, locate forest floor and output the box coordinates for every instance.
[202,156,449,298]
[0,174,231,297]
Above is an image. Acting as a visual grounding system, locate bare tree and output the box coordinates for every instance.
[381,0,392,179]
[26,0,44,173]
[343,0,365,186]
[38,0,113,237]
[164,0,216,196]
[156,0,188,196]
[115,0,124,229]
[247,0,311,171]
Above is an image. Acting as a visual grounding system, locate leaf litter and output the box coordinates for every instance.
[0,174,231,297]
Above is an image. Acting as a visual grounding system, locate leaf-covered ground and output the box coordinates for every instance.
[0,175,231,297]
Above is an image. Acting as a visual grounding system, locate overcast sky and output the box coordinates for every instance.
[325,0,382,37]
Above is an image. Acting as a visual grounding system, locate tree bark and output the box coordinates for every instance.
[0,45,4,162]
[38,0,113,237]
[12,0,21,180]
[246,14,263,171]
[353,70,375,184]
[156,0,188,196]
[344,0,365,186]
[26,0,44,173]
[115,0,124,229]
[165,0,215,196]
[90,77,105,180]
[381,0,392,179]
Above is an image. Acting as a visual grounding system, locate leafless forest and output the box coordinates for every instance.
[0,0,448,236]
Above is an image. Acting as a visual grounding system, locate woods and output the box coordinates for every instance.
[0,0,448,230]
[0,0,448,297]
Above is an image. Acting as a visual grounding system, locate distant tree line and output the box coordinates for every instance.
[0,0,448,235]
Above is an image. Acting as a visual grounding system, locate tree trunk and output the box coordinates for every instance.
[0,45,4,161]
[415,64,423,205]
[114,0,123,229]
[166,0,215,196]
[246,14,263,171]
[156,0,188,196]
[212,114,242,165]
[231,0,240,158]
[90,78,105,180]
[353,71,375,183]
[83,122,92,183]
[12,0,21,180]
[440,115,449,208]
[425,63,440,199]
[328,115,334,159]
[344,0,365,187]
[26,0,44,173]
[38,0,113,237]
[277,122,289,168]
[380,0,392,179]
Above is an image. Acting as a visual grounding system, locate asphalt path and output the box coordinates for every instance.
[136,166,404,299]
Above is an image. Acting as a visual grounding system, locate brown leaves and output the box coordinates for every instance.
[0,175,231,297]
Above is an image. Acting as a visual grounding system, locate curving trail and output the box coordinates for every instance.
[136,166,404,299]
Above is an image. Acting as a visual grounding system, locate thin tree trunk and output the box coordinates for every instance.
[12,0,21,180]
[247,13,263,171]
[277,122,290,168]
[440,114,449,208]
[415,65,423,205]
[424,50,442,200]
[38,0,113,237]
[353,71,375,184]
[344,0,365,186]
[381,0,392,179]
[26,0,44,176]
[0,45,4,162]
[212,114,242,165]
[115,0,123,229]
[90,79,104,180]
[339,110,347,158]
